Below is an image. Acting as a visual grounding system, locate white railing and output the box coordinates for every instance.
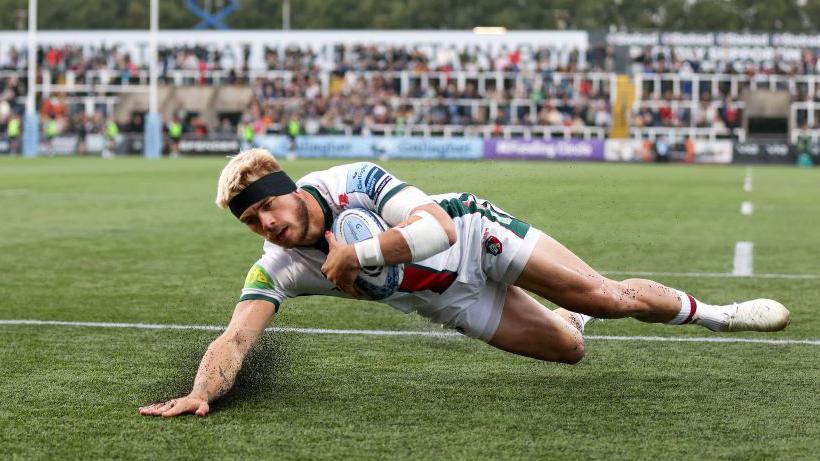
[790,101,820,136]
[629,126,745,143]
[14,95,120,116]
[789,129,820,144]
[634,72,820,102]
[365,124,604,140]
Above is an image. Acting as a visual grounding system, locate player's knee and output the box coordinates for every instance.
[557,337,585,364]
[547,332,585,364]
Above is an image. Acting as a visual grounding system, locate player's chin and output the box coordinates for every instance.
[267,228,290,246]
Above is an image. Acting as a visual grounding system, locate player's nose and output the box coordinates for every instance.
[260,212,277,230]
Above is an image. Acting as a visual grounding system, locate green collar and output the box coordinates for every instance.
[300,185,333,253]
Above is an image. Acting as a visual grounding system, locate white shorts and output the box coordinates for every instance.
[444,225,542,341]
[385,193,542,342]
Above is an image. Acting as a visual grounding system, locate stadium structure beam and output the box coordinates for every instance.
[22,0,39,157]
[144,0,163,159]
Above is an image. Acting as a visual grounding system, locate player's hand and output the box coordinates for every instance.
[139,394,210,418]
[322,231,363,298]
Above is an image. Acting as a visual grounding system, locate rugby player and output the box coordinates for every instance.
[140,148,790,418]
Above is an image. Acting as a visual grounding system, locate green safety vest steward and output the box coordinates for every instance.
[7,118,20,137]
[106,121,119,139]
[243,124,254,141]
[796,134,811,155]
[287,120,300,136]
[169,122,182,138]
[45,119,58,136]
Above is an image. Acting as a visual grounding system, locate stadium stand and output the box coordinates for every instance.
[1,30,819,151]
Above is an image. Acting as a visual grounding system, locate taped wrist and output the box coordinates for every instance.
[395,210,451,261]
[354,238,385,268]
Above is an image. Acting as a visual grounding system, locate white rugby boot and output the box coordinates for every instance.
[721,299,791,332]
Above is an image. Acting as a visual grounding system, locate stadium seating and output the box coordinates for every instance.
[1,31,819,146]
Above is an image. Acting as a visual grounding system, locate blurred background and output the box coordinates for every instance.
[0,0,819,164]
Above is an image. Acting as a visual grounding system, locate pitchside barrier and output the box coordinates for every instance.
[0,134,815,166]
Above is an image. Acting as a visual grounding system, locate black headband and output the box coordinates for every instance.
[229,171,297,219]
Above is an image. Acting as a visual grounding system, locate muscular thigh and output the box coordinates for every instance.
[514,233,621,317]
[488,285,584,363]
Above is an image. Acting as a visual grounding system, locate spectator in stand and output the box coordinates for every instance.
[167,115,183,157]
[74,112,88,156]
[286,115,300,153]
[103,117,118,158]
[6,113,21,154]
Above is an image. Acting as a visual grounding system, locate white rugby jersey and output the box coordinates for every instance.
[239,162,532,326]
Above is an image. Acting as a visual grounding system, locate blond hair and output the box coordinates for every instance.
[215,148,283,209]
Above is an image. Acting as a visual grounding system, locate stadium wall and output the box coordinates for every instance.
[1,133,818,165]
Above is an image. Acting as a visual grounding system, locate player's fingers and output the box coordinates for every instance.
[352,285,367,300]
[161,399,194,418]
[195,401,210,417]
[139,402,162,412]
[324,230,337,246]
[142,401,169,411]
[340,284,359,298]
[139,401,171,416]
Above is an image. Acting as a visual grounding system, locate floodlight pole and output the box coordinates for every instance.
[283,0,290,30]
[22,0,39,157]
[144,0,163,158]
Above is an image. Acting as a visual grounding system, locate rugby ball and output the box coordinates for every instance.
[331,208,403,300]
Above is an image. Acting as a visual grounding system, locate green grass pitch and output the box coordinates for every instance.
[1,157,818,460]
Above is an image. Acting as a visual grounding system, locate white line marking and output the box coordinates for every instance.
[732,241,754,276]
[0,189,28,197]
[0,319,818,346]
[600,270,819,280]
[741,201,754,215]
[743,167,753,192]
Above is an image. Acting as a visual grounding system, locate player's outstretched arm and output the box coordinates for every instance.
[138,299,276,418]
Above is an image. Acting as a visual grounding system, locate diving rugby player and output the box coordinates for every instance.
[140,148,790,418]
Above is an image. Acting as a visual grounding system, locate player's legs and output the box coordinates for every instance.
[514,232,790,331]
[515,233,679,322]
[487,285,585,364]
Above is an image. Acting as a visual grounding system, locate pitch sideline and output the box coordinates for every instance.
[1,319,818,346]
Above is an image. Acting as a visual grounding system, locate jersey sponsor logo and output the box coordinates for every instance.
[244,264,275,290]
[484,235,503,255]
[372,176,391,202]
[346,163,390,200]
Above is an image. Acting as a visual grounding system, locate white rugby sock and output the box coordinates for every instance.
[569,312,594,332]
[669,290,729,331]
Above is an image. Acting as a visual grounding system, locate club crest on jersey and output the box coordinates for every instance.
[338,193,349,207]
[484,235,503,255]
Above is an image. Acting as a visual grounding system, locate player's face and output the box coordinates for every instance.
[239,192,311,248]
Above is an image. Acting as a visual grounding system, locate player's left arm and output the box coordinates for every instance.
[368,196,456,264]
[322,185,456,295]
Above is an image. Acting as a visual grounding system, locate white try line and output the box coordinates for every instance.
[0,189,29,197]
[1,319,819,346]
[741,201,754,215]
[732,242,754,276]
[743,167,753,192]
[600,270,819,280]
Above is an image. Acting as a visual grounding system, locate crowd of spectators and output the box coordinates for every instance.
[2,41,820,143]
[630,46,820,76]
